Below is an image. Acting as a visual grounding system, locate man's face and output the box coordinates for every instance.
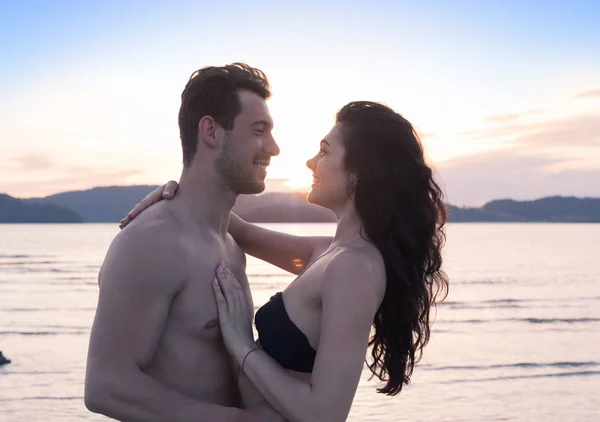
[217,90,279,194]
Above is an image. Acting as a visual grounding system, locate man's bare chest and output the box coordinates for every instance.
[168,239,249,342]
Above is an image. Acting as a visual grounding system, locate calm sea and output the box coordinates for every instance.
[1,223,599,421]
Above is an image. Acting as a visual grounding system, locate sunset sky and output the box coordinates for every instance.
[1,0,599,205]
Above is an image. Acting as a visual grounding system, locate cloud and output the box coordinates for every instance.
[464,114,600,149]
[483,109,542,124]
[572,89,600,99]
[485,113,522,123]
[11,153,54,171]
[437,114,600,205]
[512,115,600,148]
[437,150,600,206]
[465,121,539,140]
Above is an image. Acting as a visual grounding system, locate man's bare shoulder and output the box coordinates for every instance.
[100,202,188,289]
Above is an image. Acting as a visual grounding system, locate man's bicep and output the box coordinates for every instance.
[89,237,181,370]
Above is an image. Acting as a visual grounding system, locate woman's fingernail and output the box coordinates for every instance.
[218,263,223,273]
[213,278,219,285]
[164,190,172,197]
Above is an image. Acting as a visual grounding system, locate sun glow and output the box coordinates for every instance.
[281,175,313,192]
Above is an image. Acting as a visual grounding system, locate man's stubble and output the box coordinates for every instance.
[217,132,265,195]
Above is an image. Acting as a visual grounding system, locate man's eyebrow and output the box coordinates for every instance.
[251,120,273,128]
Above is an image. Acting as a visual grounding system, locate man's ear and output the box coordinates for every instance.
[198,116,219,148]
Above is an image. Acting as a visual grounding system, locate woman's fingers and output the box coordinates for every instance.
[163,180,179,198]
[119,185,164,227]
[216,262,238,307]
[216,262,248,312]
[212,277,228,313]
[217,267,254,323]
[119,181,179,229]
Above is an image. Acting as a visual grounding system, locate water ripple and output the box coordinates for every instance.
[424,361,600,371]
[442,370,600,384]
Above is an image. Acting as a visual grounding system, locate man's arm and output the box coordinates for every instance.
[84,225,247,422]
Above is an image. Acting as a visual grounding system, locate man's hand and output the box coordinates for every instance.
[119,180,179,229]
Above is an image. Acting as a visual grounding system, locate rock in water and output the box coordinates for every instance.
[0,351,11,365]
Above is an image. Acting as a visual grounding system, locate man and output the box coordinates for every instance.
[84,63,283,421]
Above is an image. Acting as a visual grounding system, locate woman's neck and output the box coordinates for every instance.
[332,201,364,246]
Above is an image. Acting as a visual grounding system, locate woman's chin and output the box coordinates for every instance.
[306,190,328,209]
[306,189,320,206]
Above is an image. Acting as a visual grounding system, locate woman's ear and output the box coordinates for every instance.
[347,172,359,198]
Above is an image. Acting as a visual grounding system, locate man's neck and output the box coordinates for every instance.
[177,165,237,236]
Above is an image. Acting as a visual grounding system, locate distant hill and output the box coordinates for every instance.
[2,186,599,223]
[481,196,600,222]
[23,185,335,223]
[446,204,521,222]
[0,194,83,223]
[448,196,600,222]
[235,191,335,223]
[28,185,161,223]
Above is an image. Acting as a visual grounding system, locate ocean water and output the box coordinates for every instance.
[1,223,599,421]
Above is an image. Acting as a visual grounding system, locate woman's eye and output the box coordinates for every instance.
[319,147,326,155]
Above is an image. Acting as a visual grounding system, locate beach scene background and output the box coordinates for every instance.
[2,222,599,421]
[2,1,600,421]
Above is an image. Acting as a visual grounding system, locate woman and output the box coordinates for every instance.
[121,101,448,422]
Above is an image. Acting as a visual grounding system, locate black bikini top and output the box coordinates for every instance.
[254,292,316,373]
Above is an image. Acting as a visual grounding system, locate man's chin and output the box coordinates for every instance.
[237,180,266,195]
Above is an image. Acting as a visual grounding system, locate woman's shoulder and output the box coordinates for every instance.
[335,240,384,270]
[324,242,386,298]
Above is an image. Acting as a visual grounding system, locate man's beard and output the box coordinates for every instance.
[217,132,266,195]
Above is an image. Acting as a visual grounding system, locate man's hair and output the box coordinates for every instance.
[178,63,271,167]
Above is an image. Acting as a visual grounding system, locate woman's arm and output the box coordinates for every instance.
[238,369,264,408]
[119,182,332,275]
[228,213,332,274]
[213,253,385,422]
[236,340,265,408]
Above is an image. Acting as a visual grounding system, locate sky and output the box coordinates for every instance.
[1,0,599,205]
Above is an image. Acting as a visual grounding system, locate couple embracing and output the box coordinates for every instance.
[84,63,448,421]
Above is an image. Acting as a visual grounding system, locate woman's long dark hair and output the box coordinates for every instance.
[337,101,449,395]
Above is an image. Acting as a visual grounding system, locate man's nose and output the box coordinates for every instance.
[265,134,280,157]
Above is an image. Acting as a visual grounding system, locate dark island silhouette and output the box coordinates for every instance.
[0,193,83,223]
[1,186,599,223]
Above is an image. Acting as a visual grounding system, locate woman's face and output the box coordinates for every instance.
[306,124,354,210]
